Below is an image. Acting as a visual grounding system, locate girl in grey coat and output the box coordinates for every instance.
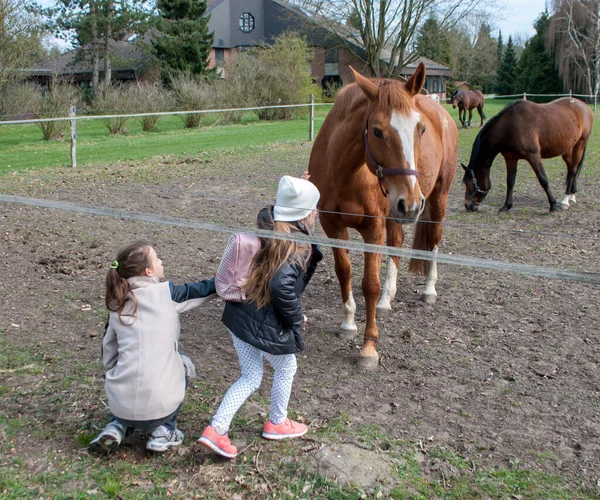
[89,241,215,453]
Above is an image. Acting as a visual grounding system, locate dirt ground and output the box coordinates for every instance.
[1,142,600,496]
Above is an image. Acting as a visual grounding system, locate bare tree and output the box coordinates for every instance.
[549,0,600,96]
[290,0,503,77]
[0,0,45,93]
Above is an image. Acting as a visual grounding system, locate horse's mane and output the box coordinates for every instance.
[469,100,523,164]
[334,78,412,118]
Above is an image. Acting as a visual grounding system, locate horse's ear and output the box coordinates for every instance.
[461,163,468,171]
[349,66,379,102]
[405,62,426,96]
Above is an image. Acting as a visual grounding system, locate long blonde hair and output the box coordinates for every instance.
[244,218,313,308]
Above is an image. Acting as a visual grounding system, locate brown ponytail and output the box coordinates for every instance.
[105,241,151,323]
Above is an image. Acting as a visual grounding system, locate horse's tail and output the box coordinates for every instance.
[408,201,439,276]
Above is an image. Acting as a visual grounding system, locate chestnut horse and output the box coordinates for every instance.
[450,89,486,128]
[462,97,593,213]
[308,63,458,369]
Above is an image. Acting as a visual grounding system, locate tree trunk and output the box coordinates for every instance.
[90,0,100,90]
[103,0,113,85]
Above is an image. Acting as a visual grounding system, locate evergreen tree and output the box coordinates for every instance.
[496,30,503,68]
[496,35,518,95]
[515,12,563,97]
[469,23,497,93]
[415,17,452,66]
[152,0,214,81]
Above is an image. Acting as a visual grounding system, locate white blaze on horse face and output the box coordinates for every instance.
[340,291,358,333]
[376,257,397,311]
[390,109,421,188]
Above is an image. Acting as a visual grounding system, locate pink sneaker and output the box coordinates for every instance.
[262,418,308,440]
[198,426,238,458]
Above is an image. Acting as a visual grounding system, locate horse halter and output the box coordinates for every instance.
[363,121,419,197]
[466,166,489,202]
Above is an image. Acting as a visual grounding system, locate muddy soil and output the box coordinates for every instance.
[1,143,599,491]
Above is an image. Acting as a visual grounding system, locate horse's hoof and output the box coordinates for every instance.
[357,355,379,371]
[336,328,357,341]
[421,293,437,304]
[549,205,559,212]
[498,206,510,213]
[560,203,569,210]
[376,303,392,313]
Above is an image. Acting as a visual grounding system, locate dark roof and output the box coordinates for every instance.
[398,56,451,77]
[24,39,146,76]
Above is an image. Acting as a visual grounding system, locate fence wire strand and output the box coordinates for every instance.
[1,193,599,284]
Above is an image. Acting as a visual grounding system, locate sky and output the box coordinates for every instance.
[495,0,550,41]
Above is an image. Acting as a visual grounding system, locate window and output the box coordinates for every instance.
[215,48,224,65]
[239,12,255,33]
[325,47,338,64]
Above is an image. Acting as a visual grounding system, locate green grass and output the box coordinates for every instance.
[0,107,332,172]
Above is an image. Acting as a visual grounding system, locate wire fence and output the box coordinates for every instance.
[2,193,599,285]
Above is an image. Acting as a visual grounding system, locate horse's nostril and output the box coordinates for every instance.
[397,199,406,216]
[419,197,425,213]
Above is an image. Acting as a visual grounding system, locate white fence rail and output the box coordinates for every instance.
[0,99,329,168]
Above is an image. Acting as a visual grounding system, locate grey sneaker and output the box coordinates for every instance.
[146,425,184,452]
[89,421,125,453]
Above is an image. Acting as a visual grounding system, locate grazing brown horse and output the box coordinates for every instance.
[308,64,458,369]
[450,89,486,128]
[462,97,593,213]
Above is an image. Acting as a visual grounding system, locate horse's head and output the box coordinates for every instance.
[462,162,490,211]
[450,90,460,109]
[351,64,427,224]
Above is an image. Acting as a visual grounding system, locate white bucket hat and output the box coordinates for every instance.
[273,176,320,222]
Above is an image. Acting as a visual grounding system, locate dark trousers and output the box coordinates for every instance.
[112,403,182,435]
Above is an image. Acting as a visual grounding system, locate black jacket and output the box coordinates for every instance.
[222,243,323,355]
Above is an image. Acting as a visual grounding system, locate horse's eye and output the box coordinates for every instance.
[373,128,383,138]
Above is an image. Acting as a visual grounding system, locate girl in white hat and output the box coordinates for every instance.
[199,175,322,458]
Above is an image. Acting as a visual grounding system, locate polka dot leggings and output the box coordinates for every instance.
[211,331,297,435]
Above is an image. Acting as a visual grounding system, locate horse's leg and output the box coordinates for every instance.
[357,224,385,370]
[499,156,518,212]
[560,150,574,209]
[561,141,586,208]
[478,105,485,127]
[528,155,558,212]
[409,192,447,303]
[320,218,357,340]
[376,219,404,311]
[459,108,466,129]
[467,108,473,128]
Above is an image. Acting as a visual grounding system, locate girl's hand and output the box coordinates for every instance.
[303,314,308,325]
[301,170,310,181]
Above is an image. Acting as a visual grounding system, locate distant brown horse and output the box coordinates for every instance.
[308,64,458,370]
[450,89,486,128]
[462,97,593,212]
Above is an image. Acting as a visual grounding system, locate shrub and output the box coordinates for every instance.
[0,81,39,119]
[92,83,140,135]
[253,33,320,120]
[169,74,213,128]
[215,55,258,123]
[128,82,175,131]
[5,79,81,141]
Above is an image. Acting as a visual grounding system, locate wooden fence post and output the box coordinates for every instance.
[523,92,527,100]
[309,94,315,141]
[69,105,77,168]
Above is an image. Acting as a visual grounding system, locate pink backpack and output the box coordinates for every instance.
[215,233,261,302]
